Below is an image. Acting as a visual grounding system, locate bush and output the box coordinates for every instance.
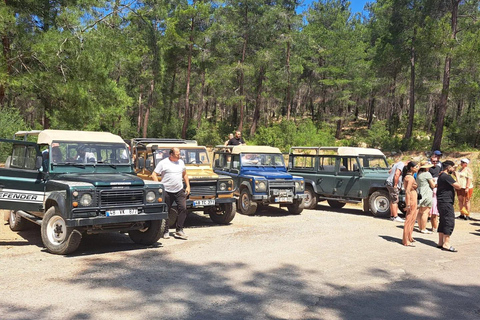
[194,121,223,147]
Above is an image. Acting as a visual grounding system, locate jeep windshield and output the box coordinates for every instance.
[49,142,131,166]
[358,155,389,169]
[153,148,209,165]
[241,153,285,167]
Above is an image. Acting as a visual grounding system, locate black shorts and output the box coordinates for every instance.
[437,202,455,236]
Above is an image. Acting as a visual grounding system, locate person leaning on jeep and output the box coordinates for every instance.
[151,147,191,240]
[386,154,407,222]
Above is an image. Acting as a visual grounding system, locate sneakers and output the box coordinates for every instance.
[391,216,405,222]
[173,229,188,240]
[163,231,170,239]
[420,229,433,234]
[461,207,469,216]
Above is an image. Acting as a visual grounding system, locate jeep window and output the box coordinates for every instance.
[318,156,336,172]
[11,145,37,170]
[155,148,209,165]
[338,157,360,173]
[241,153,284,167]
[52,142,130,165]
[292,155,315,171]
[359,156,388,169]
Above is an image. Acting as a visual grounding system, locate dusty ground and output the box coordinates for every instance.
[1,205,480,320]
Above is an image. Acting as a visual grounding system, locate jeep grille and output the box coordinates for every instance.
[100,189,144,207]
[190,182,217,197]
[269,180,295,188]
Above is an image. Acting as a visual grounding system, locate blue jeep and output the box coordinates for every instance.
[212,145,306,215]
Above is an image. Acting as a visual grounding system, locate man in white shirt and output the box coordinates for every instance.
[152,147,191,240]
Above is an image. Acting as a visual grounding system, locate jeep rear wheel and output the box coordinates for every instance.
[168,207,179,228]
[287,199,304,214]
[239,188,257,215]
[41,207,82,255]
[304,186,318,209]
[369,190,391,217]
[128,219,165,245]
[327,200,346,209]
[208,203,236,224]
[9,210,27,231]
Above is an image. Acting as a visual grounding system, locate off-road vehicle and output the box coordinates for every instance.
[213,145,306,215]
[130,139,236,225]
[0,130,168,254]
[288,146,404,216]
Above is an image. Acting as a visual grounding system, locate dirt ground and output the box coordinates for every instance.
[1,205,480,320]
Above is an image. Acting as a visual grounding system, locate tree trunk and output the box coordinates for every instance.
[182,14,195,139]
[404,27,416,144]
[285,25,292,121]
[137,86,143,135]
[143,80,154,138]
[197,70,205,128]
[250,65,265,137]
[432,0,460,151]
[237,4,248,133]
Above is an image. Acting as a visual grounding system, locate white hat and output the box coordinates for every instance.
[460,158,469,164]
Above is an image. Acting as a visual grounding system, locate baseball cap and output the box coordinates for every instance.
[433,150,442,156]
[460,158,469,164]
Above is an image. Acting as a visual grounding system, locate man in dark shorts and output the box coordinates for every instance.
[436,160,461,252]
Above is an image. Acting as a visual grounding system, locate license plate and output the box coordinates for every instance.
[193,199,215,207]
[106,208,138,216]
[275,197,292,203]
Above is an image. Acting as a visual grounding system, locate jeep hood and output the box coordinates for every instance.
[186,165,219,180]
[55,173,145,187]
[243,169,292,179]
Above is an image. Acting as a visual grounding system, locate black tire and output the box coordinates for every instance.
[304,186,318,209]
[287,199,304,214]
[208,203,236,224]
[238,188,258,215]
[41,207,82,255]
[327,200,346,209]
[168,207,178,228]
[8,210,27,231]
[128,219,165,245]
[369,190,391,217]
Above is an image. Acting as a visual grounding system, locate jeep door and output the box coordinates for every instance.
[0,140,46,213]
[315,156,337,196]
[213,153,240,195]
[333,156,361,199]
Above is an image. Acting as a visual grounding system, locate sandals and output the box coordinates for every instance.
[442,246,457,252]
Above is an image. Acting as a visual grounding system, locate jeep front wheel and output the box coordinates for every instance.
[208,203,236,224]
[369,190,391,217]
[9,210,27,231]
[128,219,165,245]
[304,186,318,209]
[287,199,304,214]
[239,188,257,215]
[41,207,82,255]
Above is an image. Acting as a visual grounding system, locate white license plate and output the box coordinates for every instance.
[193,199,215,207]
[275,197,292,203]
[106,209,138,216]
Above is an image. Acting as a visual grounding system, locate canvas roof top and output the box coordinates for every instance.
[217,145,282,154]
[290,146,385,156]
[15,130,125,145]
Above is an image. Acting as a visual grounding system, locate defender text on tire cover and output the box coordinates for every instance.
[0,130,168,254]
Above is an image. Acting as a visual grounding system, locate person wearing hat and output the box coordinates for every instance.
[416,160,436,234]
[432,150,443,169]
[437,160,462,252]
[455,158,474,220]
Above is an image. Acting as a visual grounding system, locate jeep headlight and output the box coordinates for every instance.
[219,182,227,191]
[146,191,156,203]
[255,180,267,192]
[295,180,305,192]
[79,193,93,206]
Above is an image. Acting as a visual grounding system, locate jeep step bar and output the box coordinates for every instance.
[317,197,362,204]
[16,210,42,225]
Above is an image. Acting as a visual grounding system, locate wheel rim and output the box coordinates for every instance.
[241,192,250,210]
[9,211,16,225]
[46,215,67,245]
[373,194,389,213]
[304,190,313,207]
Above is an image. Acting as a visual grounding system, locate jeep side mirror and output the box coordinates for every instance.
[35,156,44,170]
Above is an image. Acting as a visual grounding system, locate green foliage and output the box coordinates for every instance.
[0,108,29,160]
[194,121,223,147]
[251,119,335,152]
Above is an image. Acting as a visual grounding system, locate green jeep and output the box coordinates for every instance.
[288,147,399,216]
[0,130,168,254]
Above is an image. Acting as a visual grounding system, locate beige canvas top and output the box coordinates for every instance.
[145,141,201,149]
[19,130,125,145]
[224,145,282,154]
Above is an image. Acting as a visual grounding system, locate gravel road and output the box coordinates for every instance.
[1,205,480,320]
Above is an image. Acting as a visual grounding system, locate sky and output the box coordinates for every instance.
[297,0,371,15]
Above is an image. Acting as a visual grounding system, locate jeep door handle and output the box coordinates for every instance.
[337,180,343,187]
[317,178,323,184]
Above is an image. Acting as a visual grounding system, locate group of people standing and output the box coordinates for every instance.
[387,151,474,252]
